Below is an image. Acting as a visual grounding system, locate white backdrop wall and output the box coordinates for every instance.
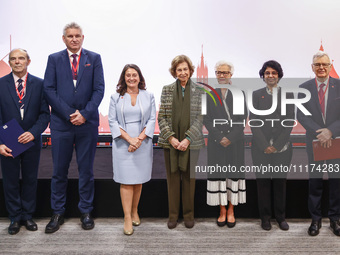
[1,0,340,115]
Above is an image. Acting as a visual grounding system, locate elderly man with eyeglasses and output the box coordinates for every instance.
[297,51,340,237]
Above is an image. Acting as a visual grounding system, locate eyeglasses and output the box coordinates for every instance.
[215,71,231,76]
[264,71,278,76]
[313,63,331,68]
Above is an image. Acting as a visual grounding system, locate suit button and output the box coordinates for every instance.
[227,130,230,133]
[75,90,77,93]
[221,131,223,133]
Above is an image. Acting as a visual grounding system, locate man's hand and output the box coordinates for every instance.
[316,128,332,147]
[320,139,332,148]
[0,144,13,157]
[177,138,190,151]
[220,137,231,147]
[18,132,34,144]
[70,110,86,125]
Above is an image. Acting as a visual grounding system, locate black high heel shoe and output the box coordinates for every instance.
[216,218,226,227]
[226,219,236,228]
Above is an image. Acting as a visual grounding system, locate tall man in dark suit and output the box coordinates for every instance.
[0,48,50,235]
[43,22,105,233]
[297,51,340,236]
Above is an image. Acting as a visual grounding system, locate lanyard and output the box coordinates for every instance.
[70,51,82,78]
[315,77,329,106]
[15,73,28,103]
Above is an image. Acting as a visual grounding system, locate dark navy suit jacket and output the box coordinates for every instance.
[43,48,104,131]
[297,77,340,162]
[0,73,50,150]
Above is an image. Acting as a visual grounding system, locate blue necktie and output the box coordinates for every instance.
[17,78,23,94]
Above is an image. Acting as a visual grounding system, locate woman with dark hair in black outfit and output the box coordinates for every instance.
[250,60,295,231]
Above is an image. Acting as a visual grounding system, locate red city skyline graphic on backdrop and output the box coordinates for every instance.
[197,45,208,85]
[319,42,339,78]
[0,36,12,77]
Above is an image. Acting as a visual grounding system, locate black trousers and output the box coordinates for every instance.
[252,145,292,222]
[1,148,40,221]
[308,159,340,221]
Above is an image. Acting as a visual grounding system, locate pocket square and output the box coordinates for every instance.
[85,64,91,67]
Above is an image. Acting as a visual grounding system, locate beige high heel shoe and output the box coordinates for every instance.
[132,220,140,226]
[123,228,134,235]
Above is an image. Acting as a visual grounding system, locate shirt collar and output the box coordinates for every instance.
[316,77,329,88]
[67,48,82,57]
[12,72,28,84]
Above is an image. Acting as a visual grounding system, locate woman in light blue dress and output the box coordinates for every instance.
[109,64,156,235]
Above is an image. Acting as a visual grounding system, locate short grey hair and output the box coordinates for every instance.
[63,22,82,36]
[312,51,331,63]
[9,48,30,60]
[214,60,234,75]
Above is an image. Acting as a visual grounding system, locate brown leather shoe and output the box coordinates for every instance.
[184,220,195,228]
[167,220,177,229]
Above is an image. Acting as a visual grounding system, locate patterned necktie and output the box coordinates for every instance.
[17,78,24,101]
[72,54,78,80]
[318,83,325,116]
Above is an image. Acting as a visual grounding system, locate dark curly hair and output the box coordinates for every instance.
[116,64,146,96]
[259,60,284,81]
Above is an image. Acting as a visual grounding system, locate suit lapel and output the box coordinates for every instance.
[22,73,33,112]
[310,80,324,119]
[326,77,336,122]
[76,49,88,87]
[6,73,20,111]
[225,88,233,116]
[62,50,74,82]
[216,88,229,119]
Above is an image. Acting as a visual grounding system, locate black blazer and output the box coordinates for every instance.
[250,87,295,152]
[204,88,247,144]
[204,88,247,179]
